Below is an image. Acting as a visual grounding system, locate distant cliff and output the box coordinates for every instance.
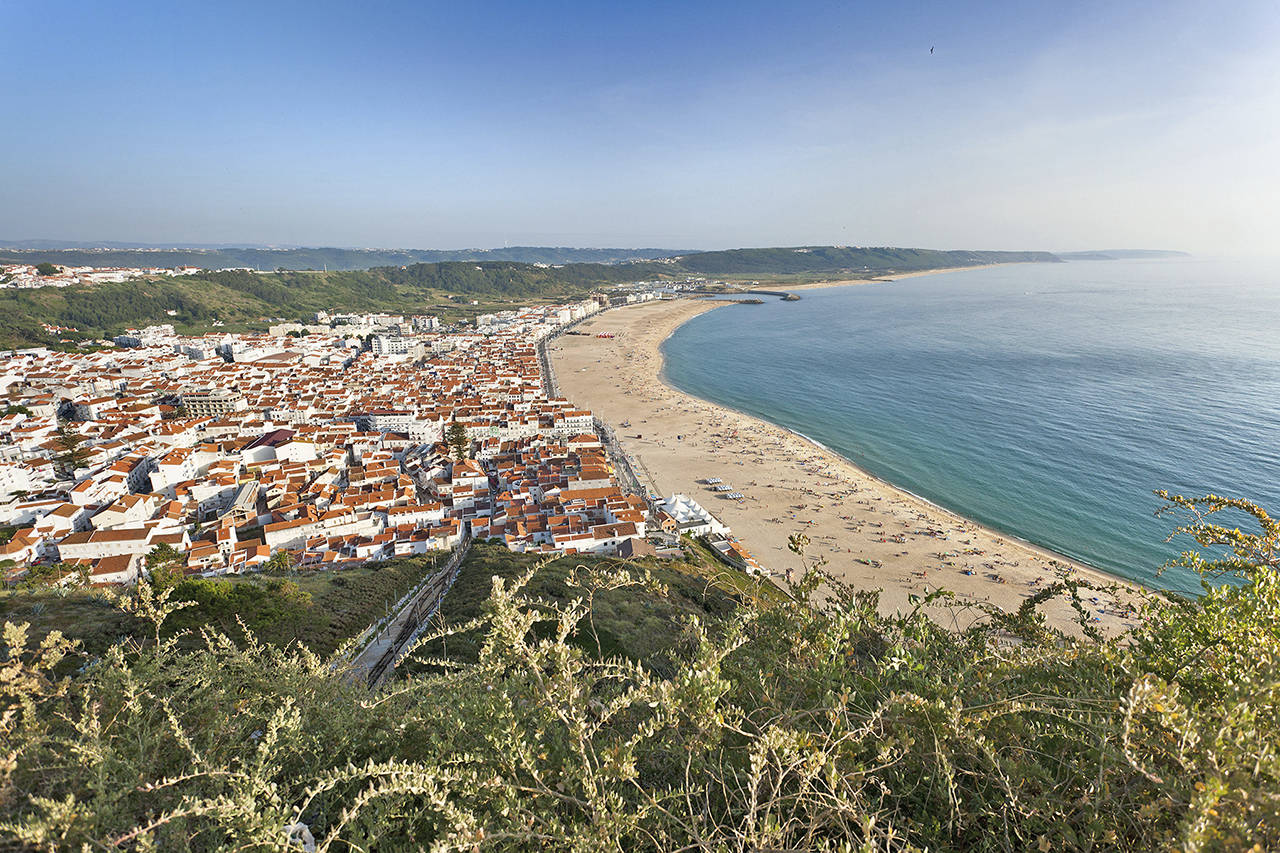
[1058,249,1190,261]
[0,244,1063,274]
[666,246,1060,276]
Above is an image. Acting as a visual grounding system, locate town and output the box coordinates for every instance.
[0,293,755,587]
[0,261,205,290]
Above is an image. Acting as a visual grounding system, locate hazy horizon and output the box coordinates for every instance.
[0,239,1195,255]
[4,1,1277,256]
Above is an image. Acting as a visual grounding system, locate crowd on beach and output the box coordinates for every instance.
[553,300,1144,633]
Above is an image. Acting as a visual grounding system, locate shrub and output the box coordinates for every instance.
[0,494,1277,849]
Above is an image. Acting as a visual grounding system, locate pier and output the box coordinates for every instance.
[687,288,800,301]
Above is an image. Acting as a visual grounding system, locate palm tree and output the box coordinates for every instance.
[265,550,295,573]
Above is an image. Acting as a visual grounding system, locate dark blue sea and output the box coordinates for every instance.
[661,258,1280,595]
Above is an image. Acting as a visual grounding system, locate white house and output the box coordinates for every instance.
[91,494,158,530]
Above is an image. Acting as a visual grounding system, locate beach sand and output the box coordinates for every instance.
[549,281,1145,633]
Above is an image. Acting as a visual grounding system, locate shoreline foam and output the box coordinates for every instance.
[658,355,1114,582]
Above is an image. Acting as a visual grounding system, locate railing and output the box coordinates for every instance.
[363,531,472,688]
[594,416,649,501]
[347,556,446,659]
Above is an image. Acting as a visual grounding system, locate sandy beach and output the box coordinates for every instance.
[784,263,1012,291]
[549,276,1145,632]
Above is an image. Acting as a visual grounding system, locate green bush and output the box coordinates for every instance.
[404,543,746,677]
[0,493,1277,850]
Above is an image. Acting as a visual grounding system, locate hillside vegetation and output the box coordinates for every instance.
[0,246,685,271]
[0,264,619,346]
[2,492,1278,849]
[1,245,1059,348]
[404,541,767,676]
[0,556,439,663]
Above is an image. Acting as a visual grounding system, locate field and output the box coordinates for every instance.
[0,587,139,663]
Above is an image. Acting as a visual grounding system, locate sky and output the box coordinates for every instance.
[3,0,1278,254]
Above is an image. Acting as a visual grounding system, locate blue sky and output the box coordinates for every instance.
[3,0,1278,252]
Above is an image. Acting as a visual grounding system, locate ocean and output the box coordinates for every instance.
[660,258,1280,595]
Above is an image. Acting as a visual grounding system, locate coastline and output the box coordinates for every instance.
[783,262,1015,292]
[549,269,1145,631]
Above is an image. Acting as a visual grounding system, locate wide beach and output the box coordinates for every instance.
[549,276,1144,632]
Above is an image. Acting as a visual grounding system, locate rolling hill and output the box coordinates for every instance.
[0,245,1061,348]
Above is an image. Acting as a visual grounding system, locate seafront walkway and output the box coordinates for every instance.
[535,305,656,506]
[594,416,649,499]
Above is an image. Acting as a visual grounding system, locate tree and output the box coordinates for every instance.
[144,542,185,591]
[71,563,91,589]
[53,419,90,476]
[445,418,470,462]
[264,550,295,573]
[34,262,59,276]
[21,561,72,588]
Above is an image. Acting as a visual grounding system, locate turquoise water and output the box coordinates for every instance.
[661,259,1280,596]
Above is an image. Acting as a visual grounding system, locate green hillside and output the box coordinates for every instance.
[0,263,626,346]
[0,245,686,270]
[0,556,440,663]
[0,246,1061,348]
[403,541,773,677]
[0,543,768,670]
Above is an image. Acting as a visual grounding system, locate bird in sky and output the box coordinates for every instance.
[930,46,934,54]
